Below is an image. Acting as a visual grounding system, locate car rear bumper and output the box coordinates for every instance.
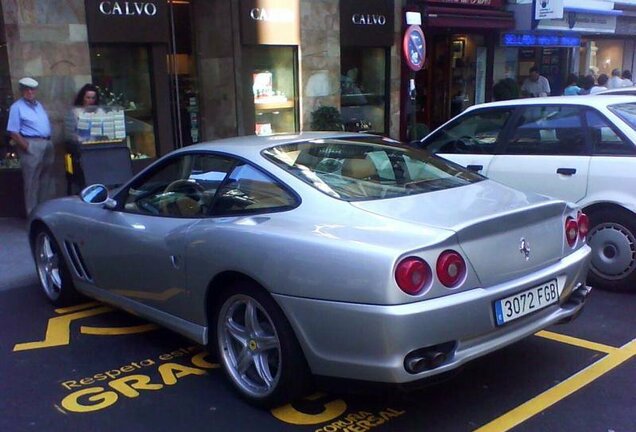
[274,245,591,383]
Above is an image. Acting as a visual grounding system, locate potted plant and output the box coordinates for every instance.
[310,106,343,131]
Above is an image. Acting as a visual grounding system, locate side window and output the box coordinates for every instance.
[123,154,234,218]
[507,106,587,156]
[586,110,636,155]
[212,163,296,215]
[422,108,514,154]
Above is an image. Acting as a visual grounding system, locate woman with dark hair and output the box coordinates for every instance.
[65,83,101,145]
[563,73,582,95]
[73,83,100,107]
[622,70,634,87]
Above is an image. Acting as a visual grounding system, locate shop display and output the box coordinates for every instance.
[71,105,127,143]
[252,70,295,136]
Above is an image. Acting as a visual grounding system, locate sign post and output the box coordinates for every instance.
[403,24,425,142]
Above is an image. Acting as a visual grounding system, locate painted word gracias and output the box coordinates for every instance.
[99,1,158,16]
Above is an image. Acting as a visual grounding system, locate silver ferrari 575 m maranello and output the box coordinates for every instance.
[29,132,591,407]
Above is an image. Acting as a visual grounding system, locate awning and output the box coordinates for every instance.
[424,6,515,29]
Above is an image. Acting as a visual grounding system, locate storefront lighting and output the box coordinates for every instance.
[501,33,580,48]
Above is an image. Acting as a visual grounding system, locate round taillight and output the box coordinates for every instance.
[436,250,466,288]
[578,212,589,240]
[565,217,578,247]
[395,257,431,295]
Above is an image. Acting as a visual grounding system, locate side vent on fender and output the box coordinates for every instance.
[64,241,93,282]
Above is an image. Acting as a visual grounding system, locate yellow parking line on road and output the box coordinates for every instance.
[474,338,636,432]
[80,323,158,335]
[535,330,619,354]
[54,301,101,314]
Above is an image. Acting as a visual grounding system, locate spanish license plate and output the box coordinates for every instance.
[494,279,560,326]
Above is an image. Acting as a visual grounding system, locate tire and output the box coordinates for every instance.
[33,228,80,306]
[586,209,636,292]
[214,282,311,407]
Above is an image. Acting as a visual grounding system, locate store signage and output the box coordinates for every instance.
[537,13,616,33]
[534,0,564,20]
[240,0,300,45]
[403,25,426,72]
[85,0,168,43]
[249,7,294,22]
[340,0,395,47]
[352,14,387,26]
[502,33,580,47]
[426,0,503,8]
[98,1,157,16]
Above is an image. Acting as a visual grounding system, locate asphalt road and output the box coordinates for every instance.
[1,218,635,431]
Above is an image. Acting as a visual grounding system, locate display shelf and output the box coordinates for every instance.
[254,101,295,110]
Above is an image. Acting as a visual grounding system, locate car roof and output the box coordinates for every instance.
[596,87,636,95]
[463,94,636,112]
[171,131,379,155]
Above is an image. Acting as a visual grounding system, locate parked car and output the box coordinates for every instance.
[596,87,636,96]
[29,132,591,407]
[418,95,636,292]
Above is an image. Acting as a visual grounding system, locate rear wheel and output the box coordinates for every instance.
[33,228,80,306]
[586,209,636,292]
[215,282,311,407]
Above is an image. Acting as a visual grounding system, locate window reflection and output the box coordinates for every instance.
[90,45,157,159]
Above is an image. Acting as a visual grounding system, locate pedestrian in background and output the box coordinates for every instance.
[563,74,582,95]
[608,69,624,89]
[590,74,609,94]
[578,75,596,95]
[521,66,551,97]
[66,83,100,142]
[6,77,54,215]
[622,70,634,87]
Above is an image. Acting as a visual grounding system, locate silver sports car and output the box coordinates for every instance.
[29,132,592,407]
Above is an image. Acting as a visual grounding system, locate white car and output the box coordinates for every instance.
[597,87,636,96]
[419,95,636,292]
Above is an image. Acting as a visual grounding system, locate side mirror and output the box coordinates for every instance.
[80,184,117,209]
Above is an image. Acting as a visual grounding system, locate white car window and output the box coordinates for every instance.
[422,108,514,154]
[586,109,636,155]
[506,106,587,156]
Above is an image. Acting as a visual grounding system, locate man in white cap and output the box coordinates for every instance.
[6,77,54,215]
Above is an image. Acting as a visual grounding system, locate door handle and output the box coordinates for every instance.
[467,164,483,172]
[557,168,576,175]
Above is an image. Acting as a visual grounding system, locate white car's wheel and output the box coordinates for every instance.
[33,228,80,306]
[215,283,310,407]
[587,209,636,292]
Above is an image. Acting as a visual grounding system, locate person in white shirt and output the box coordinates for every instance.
[622,70,634,87]
[521,66,551,97]
[590,74,609,94]
[608,69,624,89]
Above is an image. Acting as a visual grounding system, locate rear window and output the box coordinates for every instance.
[261,138,483,201]
[608,103,636,132]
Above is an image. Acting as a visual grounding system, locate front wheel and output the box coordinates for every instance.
[33,228,80,306]
[587,209,636,292]
[215,283,311,407]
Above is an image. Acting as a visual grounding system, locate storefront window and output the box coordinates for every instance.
[167,0,200,147]
[580,40,625,78]
[340,47,388,134]
[90,45,157,159]
[242,46,298,136]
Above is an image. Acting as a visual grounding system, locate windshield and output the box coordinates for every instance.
[608,103,636,133]
[261,138,483,201]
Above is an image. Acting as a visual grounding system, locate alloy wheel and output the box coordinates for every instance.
[218,294,282,399]
[35,232,63,301]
